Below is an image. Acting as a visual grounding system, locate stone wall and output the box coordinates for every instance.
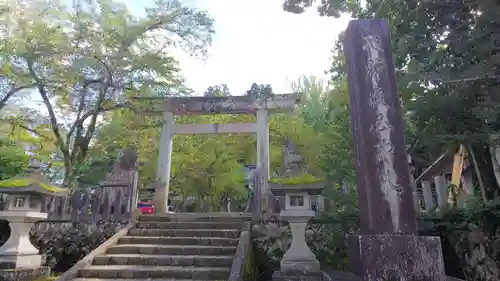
[228,222,257,281]
[0,220,128,273]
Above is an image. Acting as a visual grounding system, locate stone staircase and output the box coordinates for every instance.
[73,213,251,281]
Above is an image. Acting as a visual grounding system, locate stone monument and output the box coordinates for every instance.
[344,19,446,281]
[0,161,68,281]
[269,138,324,281]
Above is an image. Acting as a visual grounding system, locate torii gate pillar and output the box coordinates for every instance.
[153,94,300,214]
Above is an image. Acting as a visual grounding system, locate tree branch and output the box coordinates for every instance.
[27,60,70,169]
[0,83,36,111]
[15,124,52,141]
[66,78,103,147]
[65,56,114,182]
[74,102,133,128]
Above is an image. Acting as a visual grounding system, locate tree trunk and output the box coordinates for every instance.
[467,143,488,201]
[468,142,500,200]
[489,144,500,189]
[477,142,500,198]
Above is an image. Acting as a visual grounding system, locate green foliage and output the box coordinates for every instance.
[0,0,214,187]
[203,84,231,97]
[91,77,332,210]
[319,79,355,186]
[282,0,500,195]
[26,221,128,273]
[309,187,360,270]
[252,195,360,276]
[77,151,118,186]
[33,275,58,281]
[420,199,500,280]
[245,83,274,98]
[242,231,257,281]
[0,139,28,180]
[269,174,322,185]
[290,75,330,131]
[252,223,290,280]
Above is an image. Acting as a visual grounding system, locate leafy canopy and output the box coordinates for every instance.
[0,0,214,186]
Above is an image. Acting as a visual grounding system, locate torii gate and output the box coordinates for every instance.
[153,94,300,213]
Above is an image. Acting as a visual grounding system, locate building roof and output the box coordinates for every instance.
[415,147,470,183]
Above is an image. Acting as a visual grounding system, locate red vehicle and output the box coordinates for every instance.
[137,202,154,214]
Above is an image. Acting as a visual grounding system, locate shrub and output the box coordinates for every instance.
[0,220,127,273]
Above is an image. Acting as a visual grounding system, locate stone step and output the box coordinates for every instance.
[135,221,243,229]
[93,254,233,267]
[139,212,252,222]
[119,236,240,246]
[128,228,241,238]
[74,279,209,281]
[107,244,237,256]
[78,265,230,279]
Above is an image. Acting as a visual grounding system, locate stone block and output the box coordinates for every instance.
[272,270,324,281]
[348,234,446,281]
[0,254,42,270]
[0,266,50,281]
[281,258,320,273]
[128,228,240,238]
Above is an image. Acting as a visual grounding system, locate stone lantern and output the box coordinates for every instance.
[0,161,68,281]
[269,138,325,281]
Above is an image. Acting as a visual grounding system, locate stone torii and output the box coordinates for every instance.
[143,94,300,214]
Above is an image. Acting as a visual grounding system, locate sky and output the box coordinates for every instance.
[122,0,351,95]
[14,0,350,115]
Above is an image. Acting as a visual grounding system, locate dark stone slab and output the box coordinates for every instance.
[344,18,417,234]
[0,266,50,281]
[273,270,324,281]
[348,235,446,281]
[0,261,16,270]
[322,270,464,281]
[323,270,360,281]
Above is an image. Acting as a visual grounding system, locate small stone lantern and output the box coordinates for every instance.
[0,161,68,280]
[268,139,325,281]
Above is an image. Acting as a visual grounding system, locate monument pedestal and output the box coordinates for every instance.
[348,234,447,281]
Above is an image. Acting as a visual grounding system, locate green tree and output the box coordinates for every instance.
[321,78,354,186]
[290,75,330,131]
[245,83,274,98]
[203,84,231,97]
[282,0,500,198]
[0,0,214,187]
[0,105,59,177]
[0,138,28,180]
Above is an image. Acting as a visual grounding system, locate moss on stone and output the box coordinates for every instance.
[0,178,65,193]
[243,235,257,281]
[269,174,322,185]
[34,276,57,281]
